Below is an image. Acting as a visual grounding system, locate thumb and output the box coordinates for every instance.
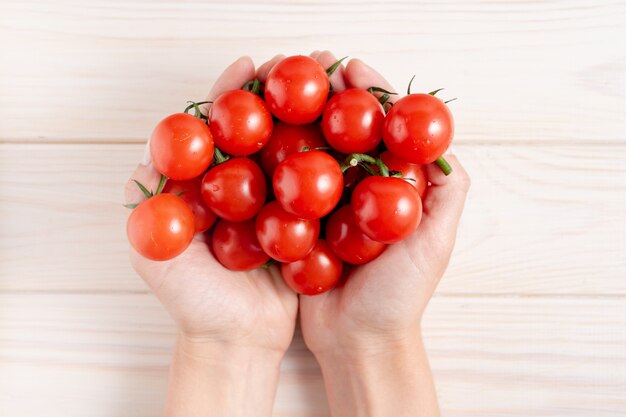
[410,153,471,257]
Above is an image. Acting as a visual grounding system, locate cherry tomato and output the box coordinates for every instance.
[321,88,385,154]
[127,193,195,261]
[380,151,429,199]
[264,55,330,125]
[163,177,217,233]
[326,205,386,265]
[260,122,326,177]
[209,90,273,156]
[255,201,320,262]
[212,219,270,271]
[150,113,214,180]
[280,240,343,296]
[273,150,343,219]
[351,176,422,244]
[201,157,266,222]
[383,93,454,164]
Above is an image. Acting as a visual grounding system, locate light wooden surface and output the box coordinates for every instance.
[1,1,625,416]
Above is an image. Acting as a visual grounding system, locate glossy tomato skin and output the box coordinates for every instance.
[163,177,217,233]
[383,94,454,164]
[260,122,326,177]
[264,56,330,125]
[201,157,266,222]
[380,151,429,199]
[255,201,320,262]
[281,240,343,296]
[150,113,214,180]
[326,205,386,265]
[127,194,195,261]
[273,150,343,220]
[351,176,422,244]
[209,90,273,156]
[212,219,270,271]
[321,88,385,154]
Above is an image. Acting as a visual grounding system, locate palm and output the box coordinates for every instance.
[131,240,298,352]
[299,221,450,353]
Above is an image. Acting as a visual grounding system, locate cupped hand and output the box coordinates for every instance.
[124,57,298,355]
[297,52,471,358]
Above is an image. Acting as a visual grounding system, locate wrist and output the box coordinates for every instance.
[164,333,284,417]
[177,332,286,365]
[314,332,440,417]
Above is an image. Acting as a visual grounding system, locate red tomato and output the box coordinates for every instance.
[255,201,320,262]
[212,219,270,271]
[209,90,273,156]
[383,93,454,164]
[260,122,327,177]
[150,113,214,180]
[273,150,343,219]
[264,55,330,125]
[201,157,266,222]
[127,193,195,261]
[321,88,385,154]
[351,176,422,244]
[163,177,217,233]
[326,205,386,265]
[380,151,429,199]
[281,240,343,295]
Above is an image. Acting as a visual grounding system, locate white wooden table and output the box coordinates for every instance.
[1,1,625,416]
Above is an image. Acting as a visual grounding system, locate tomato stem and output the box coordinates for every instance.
[132,179,153,199]
[261,259,277,269]
[243,79,262,96]
[407,75,416,95]
[341,153,391,177]
[428,88,444,96]
[326,56,348,77]
[184,101,211,120]
[444,97,458,104]
[435,156,453,176]
[213,147,229,165]
[155,174,168,195]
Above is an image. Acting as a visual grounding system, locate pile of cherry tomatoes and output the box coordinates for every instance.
[127,55,454,295]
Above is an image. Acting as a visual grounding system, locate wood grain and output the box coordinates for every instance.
[1,143,624,294]
[1,293,624,417]
[1,0,625,143]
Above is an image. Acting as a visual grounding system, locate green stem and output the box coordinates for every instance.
[184,101,211,120]
[213,147,229,164]
[407,75,416,95]
[132,179,153,199]
[341,153,391,177]
[435,156,453,176]
[155,174,168,195]
[428,88,444,96]
[326,56,348,77]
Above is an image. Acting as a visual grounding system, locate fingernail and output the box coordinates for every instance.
[141,140,152,166]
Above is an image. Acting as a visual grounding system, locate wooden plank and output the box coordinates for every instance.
[1,0,625,143]
[1,293,624,416]
[1,143,625,294]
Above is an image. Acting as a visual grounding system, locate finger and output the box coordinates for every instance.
[314,50,347,92]
[256,54,286,82]
[204,56,256,114]
[414,154,471,248]
[344,58,399,103]
[309,50,321,59]
[124,162,162,205]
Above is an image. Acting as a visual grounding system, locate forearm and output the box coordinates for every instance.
[316,333,440,417]
[164,334,284,417]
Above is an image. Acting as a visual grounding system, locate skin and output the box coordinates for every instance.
[124,51,470,417]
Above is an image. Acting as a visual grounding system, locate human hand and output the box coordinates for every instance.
[297,52,471,417]
[124,57,298,417]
